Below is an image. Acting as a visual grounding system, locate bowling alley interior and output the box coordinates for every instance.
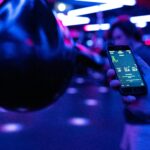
[0,0,150,150]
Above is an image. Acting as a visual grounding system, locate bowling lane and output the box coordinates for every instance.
[0,72,125,150]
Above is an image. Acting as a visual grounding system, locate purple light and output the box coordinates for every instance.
[68,117,90,126]
[85,99,98,106]
[67,87,78,94]
[75,77,85,84]
[0,0,4,5]
[0,107,8,113]
[98,86,109,93]
[1,123,23,133]
[136,22,147,28]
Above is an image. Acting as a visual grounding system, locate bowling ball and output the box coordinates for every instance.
[0,0,75,111]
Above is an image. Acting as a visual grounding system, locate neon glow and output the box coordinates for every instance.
[0,0,4,5]
[145,39,150,46]
[68,117,90,126]
[0,107,8,113]
[130,15,150,28]
[84,14,150,30]
[130,15,150,23]
[68,3,123,16]
[75,0,136,6]
[57,3,67,12]
[136,22,147,28]
[1,124,23,133]
[84,23,110,31]
[12,0,26,20]
[86,40,93,47]
[84,24,101,31]
[143,35,150,46]
[0,0,26,22]
[57,13,90,26]
[0,3,13,21]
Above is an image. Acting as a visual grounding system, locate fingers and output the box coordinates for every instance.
[106,57,146,103]
[107,69,121,89]
[135,56,150,75]
[107,69,115,78]
[110,80,121,88]
[107,69,116,82]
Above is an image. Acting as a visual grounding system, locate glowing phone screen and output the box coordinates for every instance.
[109,49,144,87]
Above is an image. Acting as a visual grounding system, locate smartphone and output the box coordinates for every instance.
[107,45,147,96]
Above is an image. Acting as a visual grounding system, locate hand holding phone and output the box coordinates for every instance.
[107,55,150,116]
[107,45,147,96]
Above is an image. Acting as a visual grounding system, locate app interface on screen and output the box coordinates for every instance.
[109,49,144,87]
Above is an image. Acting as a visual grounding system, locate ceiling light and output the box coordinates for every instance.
[136,22,147,28]
[57,13,90,26]
[75,0,136,6]
[84,23,110,31]
[57,3,67,12]
[68,117,90,126]
[130,15,150,23]
[68,3,123,16]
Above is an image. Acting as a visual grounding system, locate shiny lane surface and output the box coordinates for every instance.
[0,73,124,150]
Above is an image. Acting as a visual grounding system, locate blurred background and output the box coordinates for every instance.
[0,0,150,150]
[54,0,150,46]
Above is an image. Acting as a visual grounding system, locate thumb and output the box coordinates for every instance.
[135,56,150,75]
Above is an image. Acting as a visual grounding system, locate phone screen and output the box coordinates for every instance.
[109,49,145,87]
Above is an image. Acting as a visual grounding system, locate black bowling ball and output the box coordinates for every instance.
[0,0,75,111]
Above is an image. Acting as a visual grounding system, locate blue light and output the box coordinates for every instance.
[1,123,23,133]
[68,117,90,126]
[0,0,26,30]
